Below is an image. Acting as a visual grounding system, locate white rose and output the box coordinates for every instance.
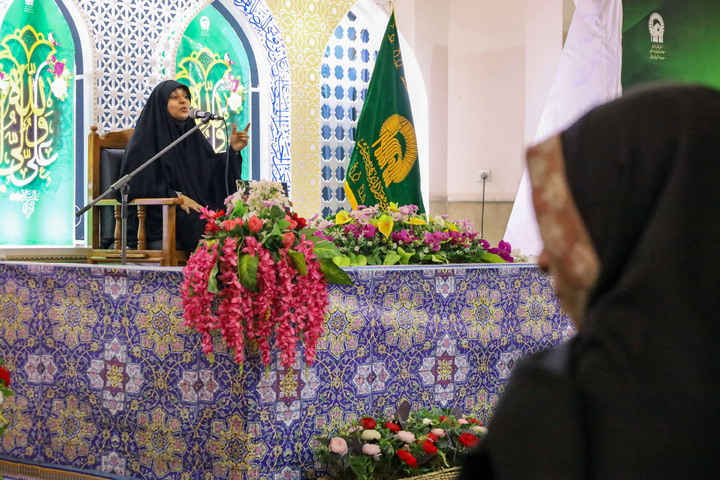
[51,77,68,99]
[361,429,381,441]
[228,92,243,112]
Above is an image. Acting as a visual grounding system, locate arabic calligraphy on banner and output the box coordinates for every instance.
[0,0,75,246]
[175,5,251,174]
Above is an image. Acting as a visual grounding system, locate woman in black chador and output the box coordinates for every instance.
[118,79,249,251]
[460,83,720,479]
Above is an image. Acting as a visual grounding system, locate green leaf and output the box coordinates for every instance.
[207,261,220,294]
[238,254,259,292]
[397,247,415,265]
[297,228,321,242]
[331,255,351,268]
[431,254,449,264]
[383,252,401,266]
[350,254,367,266]
[321,259,353,285]
[269,222,282,237]
[269,205,285,220]
[367,252,381,265]
[313,240,342,259]
[230,201,247,218]
[288,250,308,275]
[277,219,291,230]
[480,252,506,263]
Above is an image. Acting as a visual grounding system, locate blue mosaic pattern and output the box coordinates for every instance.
[0,262,573,479]
[320,9,381,217]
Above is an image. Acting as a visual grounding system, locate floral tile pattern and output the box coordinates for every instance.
[0,261,572,479]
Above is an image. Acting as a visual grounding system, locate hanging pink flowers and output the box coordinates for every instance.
[181,181,351,370]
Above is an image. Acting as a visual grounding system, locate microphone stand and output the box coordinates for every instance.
[77,116,212,265]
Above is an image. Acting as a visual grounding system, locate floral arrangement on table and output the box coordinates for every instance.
[311,204,517,266]
[0,359,13,438]
[315,401,487,480]
[181,181,351,372]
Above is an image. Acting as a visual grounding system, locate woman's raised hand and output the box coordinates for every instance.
[230,122,251,151]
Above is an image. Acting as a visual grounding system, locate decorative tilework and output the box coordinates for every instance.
[0,261,573,479]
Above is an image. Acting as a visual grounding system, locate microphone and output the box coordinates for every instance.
[188,108,223,121]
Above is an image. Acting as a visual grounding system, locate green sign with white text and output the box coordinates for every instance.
[0,0,75,246]
[622,0,720,90]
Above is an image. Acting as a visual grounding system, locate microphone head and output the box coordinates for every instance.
[188,108,204,119]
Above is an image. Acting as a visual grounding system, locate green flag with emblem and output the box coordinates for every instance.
[344,9,424,213]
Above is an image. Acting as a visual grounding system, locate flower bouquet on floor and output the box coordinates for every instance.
[0,360,13,437]
[180,180,352,371]
[311,204,517,267]
[315,401,487,480]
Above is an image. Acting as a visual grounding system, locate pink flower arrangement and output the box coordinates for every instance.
[311,203,520,266]
[181,181,351,370]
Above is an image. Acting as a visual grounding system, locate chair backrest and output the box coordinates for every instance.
[88,126,134,249]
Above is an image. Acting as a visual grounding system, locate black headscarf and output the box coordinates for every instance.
[118,80,242,248]
[560,83,720,479]
[460,84,720,480]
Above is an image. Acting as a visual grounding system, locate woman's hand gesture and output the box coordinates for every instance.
[230,122,250,151]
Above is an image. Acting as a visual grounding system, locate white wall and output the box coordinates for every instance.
[392,0,564,204]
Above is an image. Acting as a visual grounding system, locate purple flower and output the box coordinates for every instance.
[53,61,64,76]
[423,231,444,251]
[392,229,415,244]
[361,223,376,238]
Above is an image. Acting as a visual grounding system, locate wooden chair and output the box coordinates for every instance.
[87,126,187,266]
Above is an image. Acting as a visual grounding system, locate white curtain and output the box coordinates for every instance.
[504,0,623,256]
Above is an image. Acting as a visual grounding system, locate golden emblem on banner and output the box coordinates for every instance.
[372,114,417,187]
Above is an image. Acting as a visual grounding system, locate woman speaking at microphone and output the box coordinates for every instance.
[118,79,250,252]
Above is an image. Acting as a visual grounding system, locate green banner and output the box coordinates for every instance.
[176,5,251,178]
[344,10,424,213]
[0,0,75,245]
[622,0,720,90]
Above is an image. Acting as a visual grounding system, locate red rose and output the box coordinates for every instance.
[282,232,295,248]
[385,422,400,432]
[439,415,452,425]
[361,417,376,430]
[422,439,438,455]
[248,216,264,233]
[396,449,417,468]
[292,212,307,229]
[212,209,225,219]
[459,433,479,447]
[0,366,9,387]
[469,418,477,424]
[205,221,220,235]
[427,432,438,442]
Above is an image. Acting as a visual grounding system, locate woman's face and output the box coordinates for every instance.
[167,87,190,121]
